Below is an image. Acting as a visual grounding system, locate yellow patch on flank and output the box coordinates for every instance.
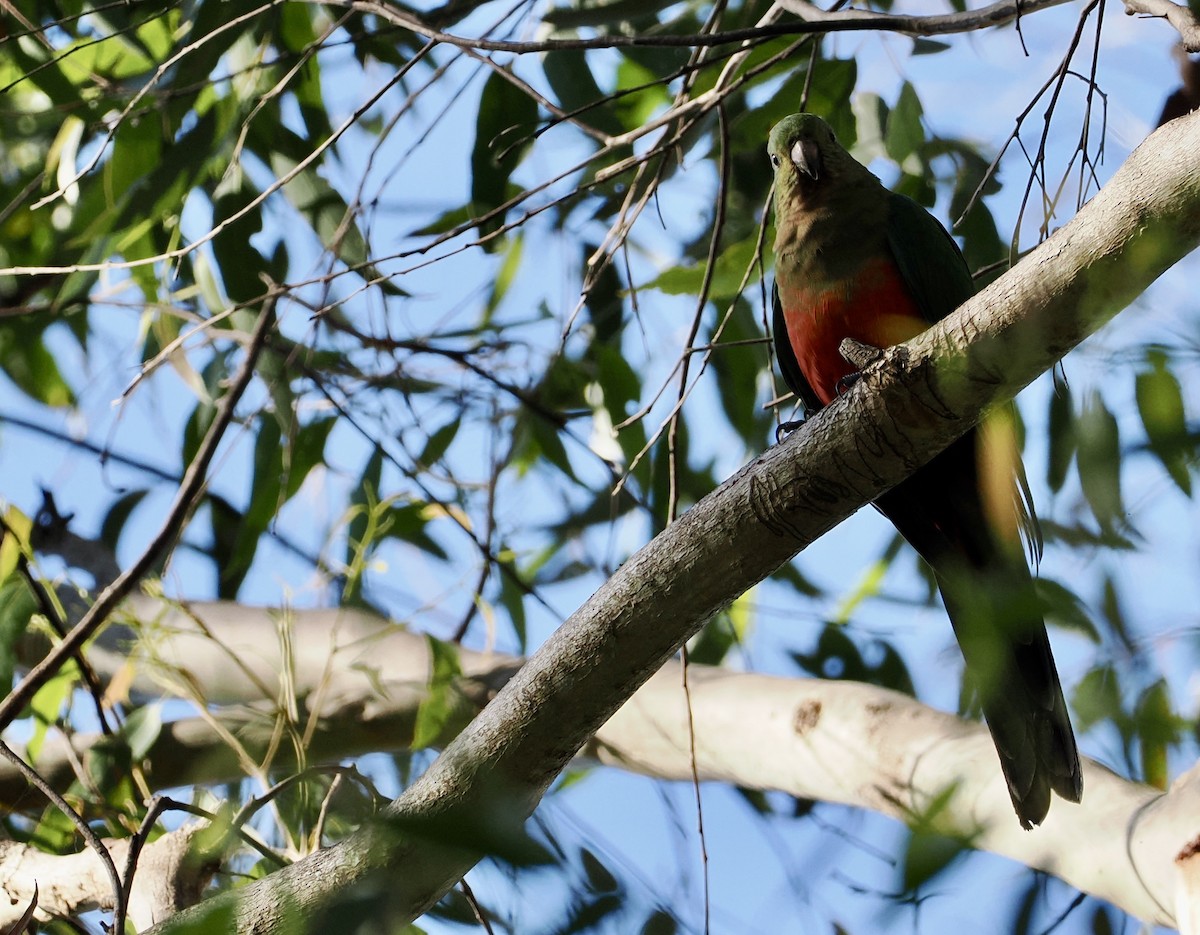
[977,410,1021,551]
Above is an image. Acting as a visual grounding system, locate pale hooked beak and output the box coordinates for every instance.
[790,138,822,180]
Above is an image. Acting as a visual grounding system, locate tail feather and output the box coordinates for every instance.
[941,582,1082,828]
[876,433,1082,828]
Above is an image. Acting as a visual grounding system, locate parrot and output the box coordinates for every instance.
[768,113,1082,828]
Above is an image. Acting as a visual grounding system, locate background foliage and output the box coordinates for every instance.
[0,0,1197,932]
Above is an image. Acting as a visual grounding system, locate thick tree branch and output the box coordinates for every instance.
[17,599,1182,924]
[0,302,277,732]
[148,113,1200,935]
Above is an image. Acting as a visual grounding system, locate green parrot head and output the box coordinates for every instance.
[768,113,871,211]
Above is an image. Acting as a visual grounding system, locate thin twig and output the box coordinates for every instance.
[343,0,1075,54]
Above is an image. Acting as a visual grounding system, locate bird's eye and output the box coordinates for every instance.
[769,153,781,168]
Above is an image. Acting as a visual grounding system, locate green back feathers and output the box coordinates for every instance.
[883,191,977,325]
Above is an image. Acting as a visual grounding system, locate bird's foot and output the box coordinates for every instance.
[775,419,804,444]
[834,372,861,396]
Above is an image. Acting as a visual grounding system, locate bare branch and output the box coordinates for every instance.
[336,0,1075,55]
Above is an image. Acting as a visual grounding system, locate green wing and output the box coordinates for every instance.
[885,192,976,324]
[772,281,822,417]
[886,191,1043,560]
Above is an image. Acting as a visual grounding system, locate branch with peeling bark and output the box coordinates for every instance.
[124,110,1200,933]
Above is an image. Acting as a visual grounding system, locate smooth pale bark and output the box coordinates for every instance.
[143,111,1200,934]
[28,598,1187,924]
[0,828,208,929]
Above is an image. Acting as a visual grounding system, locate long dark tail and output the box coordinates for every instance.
[875,432,1082,828]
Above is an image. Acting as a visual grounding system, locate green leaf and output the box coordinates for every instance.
[804,57,859,148]
[528,415,578,482]
[345,445,385,577]
[612,56,672,132]
[1046,378,1075,492]
[0,321,75,407]
[1036,578,1100,642]
[471,69,538,244]
[211,171,269,304]
[1135,349,1191,495]
[688,606,742,667]
[912,38,952,55]
[412,635,464,750]
[222,415,285,594]
[543,51,622,136]
[485,232,525,321]
[581,848,618,893]
[105,113,163,205]
[0,580,37,692]
[278,5,331,141]
[712,300,770,442]
[120,703,164,760]
[0,507,32,585]
[1101,575,1136,654]
[378,502,447,561]
[885,82,925,164]
[99,489,150,555]
[640,909,678,935]
[793,624,866,681]
[902,830,965,892]
[419,421,460,468]
[851,92,889,163]
[8,40,84,109]
[28,661,81,762]
[1071,664,1123,734]
[582,244,624,344]
[1135,678,1178,789]
[641,235,760,299]
[497,560,528,649]
[1076,391,1125,532]
[209,496,243,600]
[285,416,336,501]
[180,355,226,467]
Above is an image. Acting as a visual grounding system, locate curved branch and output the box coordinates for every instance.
[1124,0,1200,50]
[340,0,1075,54]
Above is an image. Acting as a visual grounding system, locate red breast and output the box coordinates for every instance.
[778,255,927,406]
